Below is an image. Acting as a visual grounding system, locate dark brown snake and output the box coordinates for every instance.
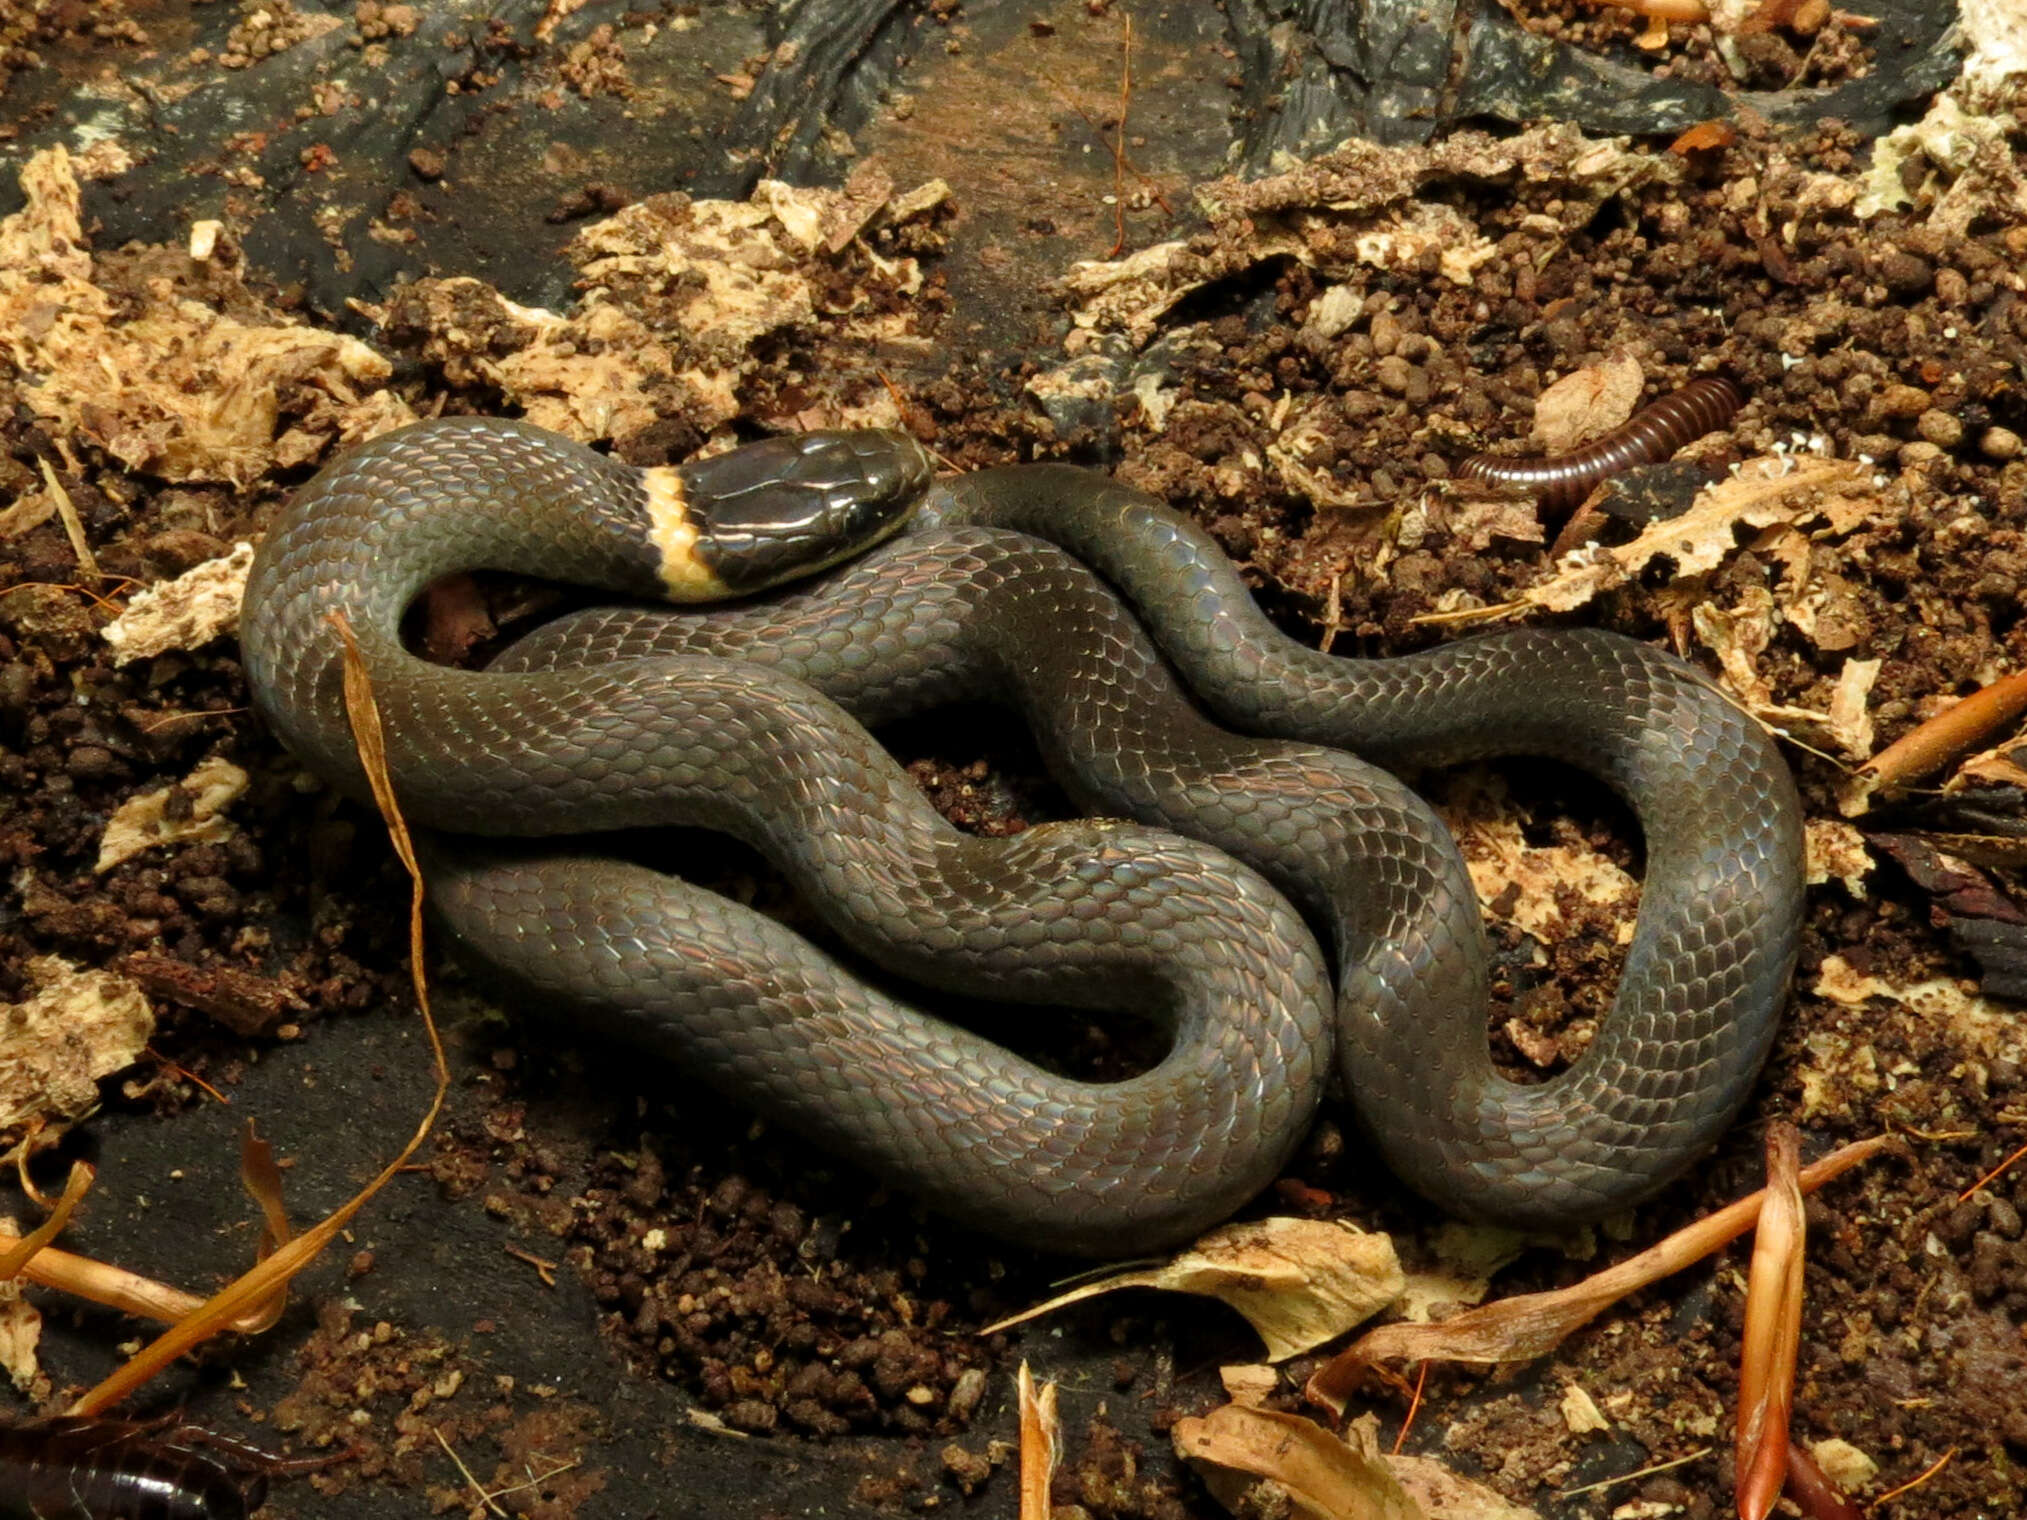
[240,419,1804,1256]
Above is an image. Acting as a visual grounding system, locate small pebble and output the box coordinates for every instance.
[1917,409,1963,448]
[1981,425,2022,460]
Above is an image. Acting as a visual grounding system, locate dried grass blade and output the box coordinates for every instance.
[1306,1135,1893,1414]
[69,610,450,1414]
[0,1162,94,1279]
[1736,1125,1804,1520]
[1018,1362,1059,1520]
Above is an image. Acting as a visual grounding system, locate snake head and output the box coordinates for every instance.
[669,429,934,596]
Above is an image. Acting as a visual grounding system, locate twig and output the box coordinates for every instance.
[1107,14,1133,259]
[1389,1360,1427,1454]
[1871,1447,1956,1507]
[1559,1447,1712,1497]
[434,1427,509,1519]
[1305,1135,1893,1413]
[1960,1137,2027,1203]
[1858,667,2027,792]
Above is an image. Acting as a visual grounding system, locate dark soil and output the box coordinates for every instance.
[1,3,2023,1520]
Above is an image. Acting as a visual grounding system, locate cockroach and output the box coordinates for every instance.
[0,1416,272,1520]
[1456,375,1747,512]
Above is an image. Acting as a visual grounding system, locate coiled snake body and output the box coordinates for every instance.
[241,420,1804,1255]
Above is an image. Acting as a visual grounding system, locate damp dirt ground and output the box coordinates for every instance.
[1,3,2025,1519]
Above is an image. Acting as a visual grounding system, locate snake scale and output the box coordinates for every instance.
[241,418,1805,1255]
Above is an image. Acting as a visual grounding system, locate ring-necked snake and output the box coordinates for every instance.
[240,419,1804,1256]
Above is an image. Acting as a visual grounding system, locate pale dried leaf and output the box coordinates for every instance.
[1957,745,2027,790]
[1530,354,1643,453]
[0,1281,41,1390]
[1442,776,1638,949]
[1809,1437,1879,1490]
[1353,202,1497,286]
[1306,1138,1892,1412]
[1389,1453,1541,1519]
[1560,1383,1611,1434]
[1804,820,1872,897]
[1174,1405,1425,1520]
[1521,457,1875,615]
[0,956,153,1147]
[1448,497,1544,551]
[102,541,255,666]
[981,1218,1403,1362]
[0,147,410,488]
[95,755,249,872]
[1220,1363,1280,1406]
[1397,1223,1528,1323]
[0,488,56,539]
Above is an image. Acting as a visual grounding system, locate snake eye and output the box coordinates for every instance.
[680,430,933,593]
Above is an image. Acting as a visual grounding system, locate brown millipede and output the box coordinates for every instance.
[1456,375,1747,512]
[0,1415,266,1519]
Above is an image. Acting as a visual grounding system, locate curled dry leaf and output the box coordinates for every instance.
[1306,1136,1892,1414]
[1174,1404,1425,1520]
[1736,1125,1805,1520]
[94,755,249,873]
[980,1217,1404,1363]
[101,541,255,666]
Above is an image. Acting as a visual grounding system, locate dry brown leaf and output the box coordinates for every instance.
[1522,456,1875,615]
[1736,1126,1804,1520]
[1442,775,1639,949]
[1220,1364,1280,1405]
[1529,354,1644,453]
[1174,1405,1425,1520]
[101,541,255,666]
[1691,586,1879,761]
[980,1217,1404,1362]
[94,755,248,873]
[1389,1452,1542,1519]
[1306,1136,1893,1413]
[0,958,153,1159]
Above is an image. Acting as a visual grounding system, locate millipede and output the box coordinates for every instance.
[0,1416,268,1520]
[1456,375,1747,513]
